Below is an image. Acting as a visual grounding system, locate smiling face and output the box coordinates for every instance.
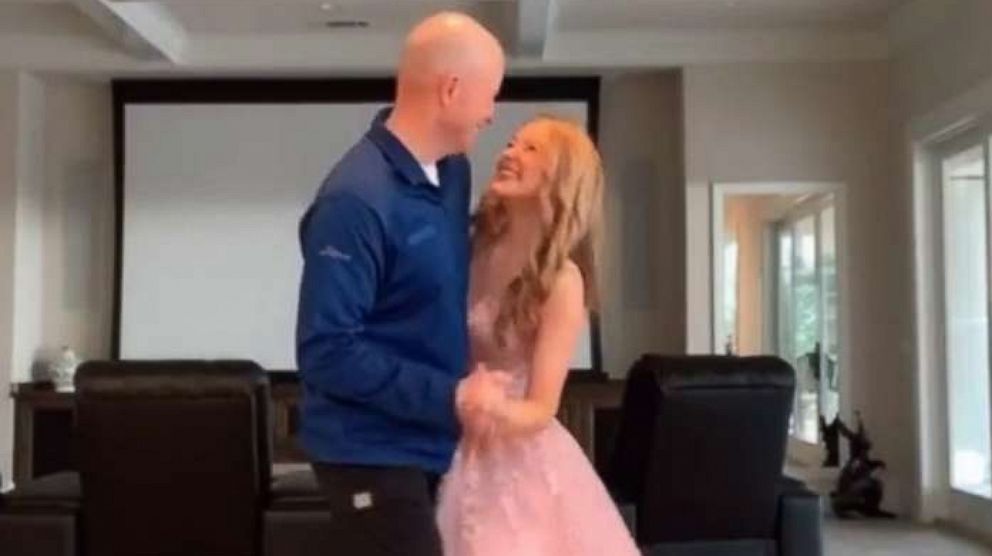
[488,121,553,202]
[435,42,505,154]
[472,115,605,345]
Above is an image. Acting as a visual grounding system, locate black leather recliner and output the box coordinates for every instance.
[75,360,272,556]
[0,360,275,556]
[605,354,823,556]
[0,360,337,556]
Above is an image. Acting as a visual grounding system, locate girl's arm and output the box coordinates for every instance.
[492,261,587,436]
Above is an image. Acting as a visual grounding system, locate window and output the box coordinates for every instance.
[941,142,992,498]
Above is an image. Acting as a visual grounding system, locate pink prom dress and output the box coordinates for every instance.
[436,291,641,556]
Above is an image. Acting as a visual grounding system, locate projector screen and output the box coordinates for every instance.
[117,81,599,372]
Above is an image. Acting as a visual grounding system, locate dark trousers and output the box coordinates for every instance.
[312,462,443,556]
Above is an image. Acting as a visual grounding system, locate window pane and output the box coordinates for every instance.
[723,240,738,354]
[778,228,794,435]
[794,216,819,443]
[943,144,992,498]
[820,205,840,423]
[778,230,793,359]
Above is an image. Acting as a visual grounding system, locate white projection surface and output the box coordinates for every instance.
[121,101,595,370]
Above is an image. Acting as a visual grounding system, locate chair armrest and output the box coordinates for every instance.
[268,469,326,511]
[0,474,79,556]
[777,479,822,556]
[264,470,334,556]
[3,472,80,511]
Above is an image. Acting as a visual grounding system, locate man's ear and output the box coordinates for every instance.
[440,74,460,107]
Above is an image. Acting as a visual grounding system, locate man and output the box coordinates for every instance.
[295,12,507,556]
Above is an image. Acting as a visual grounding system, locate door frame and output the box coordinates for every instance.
[926,127,992,533]
[711,181,850,465]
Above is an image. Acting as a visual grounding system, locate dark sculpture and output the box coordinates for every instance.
[828,412,896,518]
[819,415,843,468]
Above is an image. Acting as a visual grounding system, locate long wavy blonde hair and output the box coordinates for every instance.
[473,115,604,345]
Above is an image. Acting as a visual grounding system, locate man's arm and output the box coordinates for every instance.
[296,192,459,433]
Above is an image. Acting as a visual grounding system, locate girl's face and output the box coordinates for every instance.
[488,122,552,201]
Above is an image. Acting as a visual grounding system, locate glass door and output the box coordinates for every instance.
[775,196,838,444]
[939,139,992,499]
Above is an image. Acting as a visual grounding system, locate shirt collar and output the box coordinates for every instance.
[366,107,441,189]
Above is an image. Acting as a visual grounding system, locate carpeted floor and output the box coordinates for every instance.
[824,517,992,555]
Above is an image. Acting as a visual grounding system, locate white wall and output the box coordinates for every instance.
[598,71,685,376]
[683,62,917,513]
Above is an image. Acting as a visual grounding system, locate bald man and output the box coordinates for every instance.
[294,12,506,555]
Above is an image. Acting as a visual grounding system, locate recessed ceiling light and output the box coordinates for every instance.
[320,3,336,12]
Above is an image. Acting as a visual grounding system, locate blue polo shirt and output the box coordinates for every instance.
[295,108,471,473]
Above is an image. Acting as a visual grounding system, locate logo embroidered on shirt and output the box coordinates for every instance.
[353,491,374,510]
[318,245,352,261]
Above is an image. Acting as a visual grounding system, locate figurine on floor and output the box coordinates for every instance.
[819,414,846,468]
[830,412,896,519]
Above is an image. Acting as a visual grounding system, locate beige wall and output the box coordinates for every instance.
[724,195,798,355]
[733,198,763,355]
[730,194,816,355]
[0,74,112,487]
[0,72,18,489]
[598,71,686,376]
[891,0,992,120]
[37,77,114,371]
[13,73,45,385]
[0,71,49,489]
[683,61,916,513]
[730,196,770,356]
[724,197,758,354]
[7,76,113,385]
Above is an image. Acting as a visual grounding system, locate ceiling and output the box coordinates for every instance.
[166,1,486,35]
[120,0,909,35]
[0,0,918,74]
[559,0,906,31]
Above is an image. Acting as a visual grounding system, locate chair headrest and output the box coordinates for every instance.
[634,354,795,392]
[76,360,267,398]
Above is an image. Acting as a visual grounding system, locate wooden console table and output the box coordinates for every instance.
[10,372,624,485]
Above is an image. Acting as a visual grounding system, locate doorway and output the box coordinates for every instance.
[712,182,849,457]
